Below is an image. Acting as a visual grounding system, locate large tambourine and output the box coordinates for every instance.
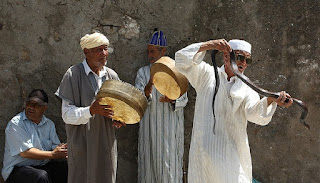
[150,56,188,100]
[96,80,148,124]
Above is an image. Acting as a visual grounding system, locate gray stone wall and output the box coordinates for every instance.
[0,0,319,182]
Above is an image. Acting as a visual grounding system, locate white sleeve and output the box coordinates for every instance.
[135,67,152,105]
[61,99,92,125]
[245,94,278,126]
[175,42,215,92]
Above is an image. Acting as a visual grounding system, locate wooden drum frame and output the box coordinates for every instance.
[96,80,147,124]
[150,56,188,100]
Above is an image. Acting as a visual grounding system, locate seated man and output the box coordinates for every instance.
[1,89,68,183]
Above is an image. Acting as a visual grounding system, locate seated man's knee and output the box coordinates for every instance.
[35,169,51,183]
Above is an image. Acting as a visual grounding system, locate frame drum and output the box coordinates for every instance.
[96,80,147,124]
[150,56,188,100]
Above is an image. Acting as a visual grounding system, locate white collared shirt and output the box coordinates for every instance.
[61,59,107,125]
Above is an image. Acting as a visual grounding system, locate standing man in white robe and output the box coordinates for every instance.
[175,39,293,183]
[135,29,188,183]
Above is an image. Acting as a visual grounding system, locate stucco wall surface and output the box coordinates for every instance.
[0,0,319,182]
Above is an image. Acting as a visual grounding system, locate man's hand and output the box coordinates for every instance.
[267,91,294,107]
[90,98,114,119]
[198,39,232,53]
[144,76,154,98]
[112,121,126,129]
[52,143,68,159]
[159,96,174,103]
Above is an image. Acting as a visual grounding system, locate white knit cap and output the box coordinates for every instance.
[228,39,251,54]
[80,32,109,50]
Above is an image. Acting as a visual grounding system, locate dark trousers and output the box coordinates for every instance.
[6,160,68,183]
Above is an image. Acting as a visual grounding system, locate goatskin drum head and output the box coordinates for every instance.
[96,80,147,124]
[151,56,188,100]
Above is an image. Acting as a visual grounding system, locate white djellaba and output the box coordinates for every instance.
[135,64,188,183]
[175,42,277,183]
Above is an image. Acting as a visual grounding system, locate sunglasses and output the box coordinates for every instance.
[236,54,252,64]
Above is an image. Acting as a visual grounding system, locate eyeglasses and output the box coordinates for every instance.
[236,54,252,64]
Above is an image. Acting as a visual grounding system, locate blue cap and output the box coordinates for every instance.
[148,30,167,47]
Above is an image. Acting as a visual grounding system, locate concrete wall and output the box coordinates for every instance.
[0,0,319,182]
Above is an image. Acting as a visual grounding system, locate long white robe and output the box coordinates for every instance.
[135,65,188,183]
[175,43,277,183]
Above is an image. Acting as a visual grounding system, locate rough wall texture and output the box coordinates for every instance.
[0,0,319,182]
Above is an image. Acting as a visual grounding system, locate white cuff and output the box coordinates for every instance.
[83,106,92,119]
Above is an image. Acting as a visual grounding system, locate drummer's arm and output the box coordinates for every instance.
[144,78,153,99]
[62,98,116,125]
[61,99,92,125]
[135,68,153,104]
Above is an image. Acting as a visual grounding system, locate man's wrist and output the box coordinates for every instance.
[85,106,93,118]
[50,151,55,158]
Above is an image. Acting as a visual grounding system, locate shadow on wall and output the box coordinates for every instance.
[0,176,4,183]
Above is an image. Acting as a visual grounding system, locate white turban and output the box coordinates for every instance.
[80,32,109,50]
[228,39,251,54]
